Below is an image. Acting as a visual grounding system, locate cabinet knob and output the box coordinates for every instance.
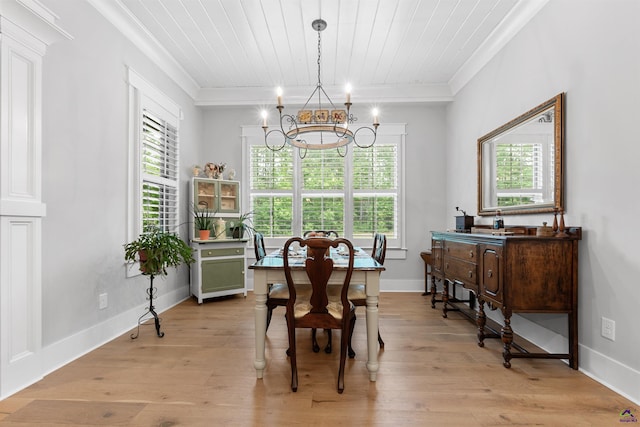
[445,262,449,270]
[469,251,474,258]
[487,270,493,278]
[468,271,473,278]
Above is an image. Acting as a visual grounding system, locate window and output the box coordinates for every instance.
[243,124,405,249]
[127,69,181,274]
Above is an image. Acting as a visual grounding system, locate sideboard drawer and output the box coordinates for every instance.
[444,257,477,289]
[202,247,245,258]
[444,241,477,261]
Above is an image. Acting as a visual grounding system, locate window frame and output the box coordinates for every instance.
[242,123,406,254]
[127,68,182,276]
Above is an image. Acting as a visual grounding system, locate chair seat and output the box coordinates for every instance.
[294,297,354,320]
[327,284,366,301]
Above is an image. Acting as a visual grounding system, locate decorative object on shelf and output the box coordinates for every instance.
[455,206,474,232]
[230,211,255,239]
[227,168,236,180]
[216,163,226,179]
[260,18,379,158]
[552,208,559,233]
[536,222,555,237]
[204,162,217,178]
[493,209,504,230]
[214,218,227,240]
[124,226,194,338]
[193,203,213,240]
[557,209,569,238]
[192,165,201,177]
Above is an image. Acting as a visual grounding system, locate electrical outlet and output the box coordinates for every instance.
[601,317,615,341]
[99,293,108,310]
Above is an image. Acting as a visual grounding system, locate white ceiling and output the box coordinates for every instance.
[90,0,548,105]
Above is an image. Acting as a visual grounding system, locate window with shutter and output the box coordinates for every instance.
[127,69,182,275]
[244,124,404,249]
[141,110,179,232]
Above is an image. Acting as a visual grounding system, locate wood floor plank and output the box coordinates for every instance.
[0,293,634,426]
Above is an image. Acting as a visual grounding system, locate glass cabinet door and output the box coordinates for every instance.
[218,181,239,214]
[194,179,218,213]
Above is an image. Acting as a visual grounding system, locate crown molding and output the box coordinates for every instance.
[449,0,550,95]
[0,0,72,50]
[195,83,454,107]
[87,0,199,100]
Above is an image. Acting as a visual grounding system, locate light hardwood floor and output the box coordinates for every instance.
[0,292,634,426]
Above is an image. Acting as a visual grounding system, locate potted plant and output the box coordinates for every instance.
[124,226,195,339]
[230,211,256,239]
[193,203,213,240]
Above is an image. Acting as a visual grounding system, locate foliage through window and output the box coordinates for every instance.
[245,125,403,248]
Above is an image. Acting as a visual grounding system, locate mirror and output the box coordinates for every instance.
[478,93,564,216]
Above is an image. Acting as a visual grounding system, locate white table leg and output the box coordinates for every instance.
[365,271,380,381]
[253,270,268,378]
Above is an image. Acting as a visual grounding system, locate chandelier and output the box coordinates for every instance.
[261,19,379,158]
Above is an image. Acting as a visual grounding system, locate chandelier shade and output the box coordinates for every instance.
[261,19,379,158]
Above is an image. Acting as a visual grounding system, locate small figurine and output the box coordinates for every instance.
[216,163,226,179]
[204,162,218,179]
[227,168,236,180]
[192,165,201,177]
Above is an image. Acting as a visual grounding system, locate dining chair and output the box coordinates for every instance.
[303,230,339,238]
[254,232,288,331]
[283,236,356,393]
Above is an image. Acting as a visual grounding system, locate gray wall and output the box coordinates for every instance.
[40,0,203,351]
[446,0,640,401]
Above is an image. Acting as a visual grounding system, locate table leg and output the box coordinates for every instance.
[366,295,379,381]
[365,269,380,381]
[253,271,268,378]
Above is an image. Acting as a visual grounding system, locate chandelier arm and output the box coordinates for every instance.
[336,144,348,157]
[264,129,288,152]
[352,126,378,149]
[280,112,300,140]
[298,146,308,159]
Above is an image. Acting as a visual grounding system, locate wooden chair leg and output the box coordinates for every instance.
[266,306,273,331]
[311,328,320,353]
[339,319,353,393]
[348,313,356,358]
[287,318,298,392]
[325,329,332,354]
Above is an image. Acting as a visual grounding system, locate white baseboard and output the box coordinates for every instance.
[42,287,189,377]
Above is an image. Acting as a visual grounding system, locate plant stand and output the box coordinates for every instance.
[131,274,164,339]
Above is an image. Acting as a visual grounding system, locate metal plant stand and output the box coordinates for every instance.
[131,274,164,339]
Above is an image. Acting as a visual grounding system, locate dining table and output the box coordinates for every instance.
[249,245,385,381]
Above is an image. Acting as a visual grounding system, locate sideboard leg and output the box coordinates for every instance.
[477,297,486,347]
[501,314,513,368]
[441,280,449,318]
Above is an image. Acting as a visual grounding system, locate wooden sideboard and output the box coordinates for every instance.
[431,226,581,369]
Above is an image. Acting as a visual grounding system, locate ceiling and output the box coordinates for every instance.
[90,0,548,106]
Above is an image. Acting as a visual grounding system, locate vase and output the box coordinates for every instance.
[215,219,226,240]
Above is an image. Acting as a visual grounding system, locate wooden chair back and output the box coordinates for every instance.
[282,236,355,393]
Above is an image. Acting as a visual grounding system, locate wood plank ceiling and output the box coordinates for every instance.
[103,0,547,105]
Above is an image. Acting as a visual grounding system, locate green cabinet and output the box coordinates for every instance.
[191,240,247,303]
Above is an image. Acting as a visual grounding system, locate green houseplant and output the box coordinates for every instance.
[124,225,194,276]
[193,203,213,240]
[230,211,256,239]
[124,226,195,339]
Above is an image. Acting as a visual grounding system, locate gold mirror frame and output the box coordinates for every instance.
[477,93,564,216]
